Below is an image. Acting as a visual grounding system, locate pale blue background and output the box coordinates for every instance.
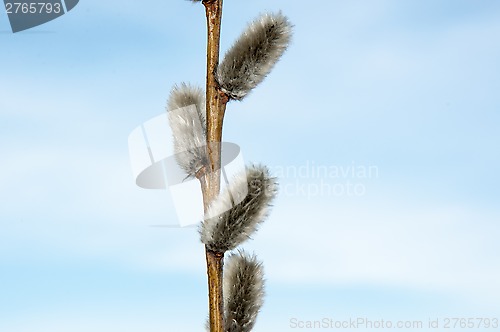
[1,1,499,331]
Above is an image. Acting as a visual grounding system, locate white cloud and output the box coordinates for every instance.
[247,196,500,302]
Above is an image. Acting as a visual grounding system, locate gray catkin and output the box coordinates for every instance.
[224,251,265,332]
[167,83,208,177]
[200,164,277,252]
[217,12,293,100]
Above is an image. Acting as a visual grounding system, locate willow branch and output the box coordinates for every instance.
[201,1,229,332]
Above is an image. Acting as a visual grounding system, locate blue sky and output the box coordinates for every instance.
[1,0,500,331]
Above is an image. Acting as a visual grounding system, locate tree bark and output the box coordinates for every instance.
[201,1,228,331]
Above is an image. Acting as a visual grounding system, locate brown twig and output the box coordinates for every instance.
[201,0,229,331]
[204,248,225,332]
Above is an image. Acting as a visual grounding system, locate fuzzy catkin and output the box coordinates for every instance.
[224,251,265,332]
[167,83,207,177]
[217,12,293,100]
[200,165,277,252]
